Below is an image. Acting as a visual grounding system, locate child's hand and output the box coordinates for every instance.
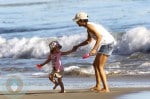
[36,64,42,69]
[82,53,90,59]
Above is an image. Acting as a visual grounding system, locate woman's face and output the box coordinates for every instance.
[76,20,87,27]
[76,20,83,27]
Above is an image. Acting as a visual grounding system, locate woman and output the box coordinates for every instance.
[73,12,115,92]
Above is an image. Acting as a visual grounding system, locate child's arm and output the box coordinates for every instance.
[40,54,51,66]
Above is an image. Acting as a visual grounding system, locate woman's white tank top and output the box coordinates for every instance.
[88,22,115,45]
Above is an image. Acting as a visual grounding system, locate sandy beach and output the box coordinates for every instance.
[0,75,150,99]
[0,87,150,99]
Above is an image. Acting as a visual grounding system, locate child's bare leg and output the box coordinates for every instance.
[49,74,58,89]
[53,81,59,90]
[58,78,65,93]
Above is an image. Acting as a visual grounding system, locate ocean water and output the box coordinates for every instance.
[0,0,150,92]
[118,91,150,99]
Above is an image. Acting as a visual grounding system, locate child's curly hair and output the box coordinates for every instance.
[49,41,62,53]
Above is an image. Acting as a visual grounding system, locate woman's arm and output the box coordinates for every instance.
[73,32,92,50]
[61,49,74,55]
[87,24,102,55]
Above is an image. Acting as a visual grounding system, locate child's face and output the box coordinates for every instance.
[51,46,60,53]
[55,47,60,52]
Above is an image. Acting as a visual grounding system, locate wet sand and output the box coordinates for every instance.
[0,87,150,99]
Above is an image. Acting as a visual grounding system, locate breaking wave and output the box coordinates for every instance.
[0,26,150,59]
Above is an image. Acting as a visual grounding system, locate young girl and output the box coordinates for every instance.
[36,41,74,93]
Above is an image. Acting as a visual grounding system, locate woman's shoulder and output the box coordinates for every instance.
[87,22,95,25]
[87,22,96,27]
[87,22,101,28]
[88,21,100,25]
[87,22,100,31]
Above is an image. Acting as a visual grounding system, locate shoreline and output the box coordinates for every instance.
[1,74,150,91]
[1,87,150,99]
[0,75,150,99]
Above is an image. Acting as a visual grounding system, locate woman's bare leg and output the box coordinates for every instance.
[97,54,110,92]
[90,54,101,91]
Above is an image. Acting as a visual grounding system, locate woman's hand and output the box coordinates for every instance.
[89,49,97,56]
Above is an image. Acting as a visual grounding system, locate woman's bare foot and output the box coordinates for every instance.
[90,86,101,91]
[97,88,110,93]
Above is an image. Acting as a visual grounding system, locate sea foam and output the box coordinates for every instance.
[0,26,150,58]
[115,27,150,55]
[0,34,91,58]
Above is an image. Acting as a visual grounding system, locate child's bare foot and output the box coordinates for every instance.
[90,86,101,91]
[97,88,110,93]
[59,90,66,93]
[53,83,59,90]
